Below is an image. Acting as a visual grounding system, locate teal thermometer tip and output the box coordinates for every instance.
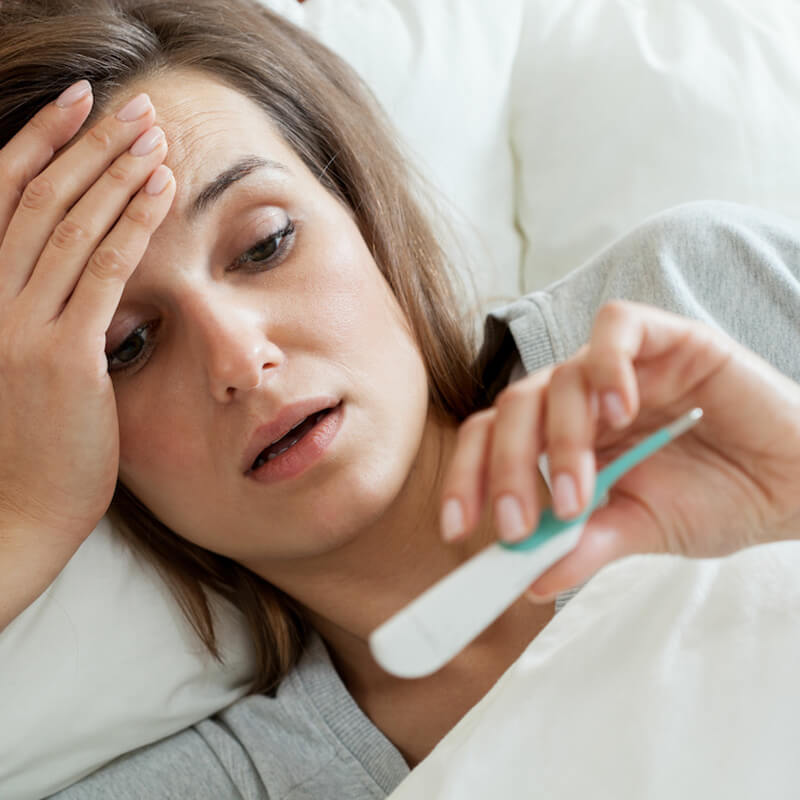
[500,407,704,552]
[369,407,705,678]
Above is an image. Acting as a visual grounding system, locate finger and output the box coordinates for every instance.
[584,300,732,425]
[59,165,175,340]
[545,355,598,520]
[582,301,645,429]
[440,409,495,542]
[23,126,167,319]
[0,80,94,298]
[0,91,155,301]
[523,493,663,600]
[487,373,550,542]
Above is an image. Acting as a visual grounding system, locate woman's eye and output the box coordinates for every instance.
[230,220,295,273]
[107,322,158,374]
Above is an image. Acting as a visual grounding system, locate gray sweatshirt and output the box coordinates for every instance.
[50,201,800,799]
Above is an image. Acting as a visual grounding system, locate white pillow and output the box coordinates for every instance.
[0,3,525,798]
[265,0,526,312]
[389,541,800,799]
[0,519,255,799]
[512,0,800,289]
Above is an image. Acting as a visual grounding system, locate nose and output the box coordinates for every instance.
[185,293,283,402]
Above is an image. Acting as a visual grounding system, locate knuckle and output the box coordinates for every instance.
[489,450,523,484]
[106,161,132,186]
[596,299,631,325]
[491,431,530,464]
[26,111,53,139]
[573,343,590,361]
[89,245,128,282]
[443,463,473,494]
[587,347,625,381]
[51,218,90,251]
[495,381,527,407]
[687,318,716,344]
[123,201,153,228]
[86,123,114,152]
[588,340,631,384]
[549,360,576,388]
[20,174,55,211]
[547,430,584,455]
[590,339,622,360]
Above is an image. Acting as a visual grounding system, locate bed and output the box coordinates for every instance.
[2,1,800,798]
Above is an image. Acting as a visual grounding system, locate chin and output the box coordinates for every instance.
[276,456,414,559]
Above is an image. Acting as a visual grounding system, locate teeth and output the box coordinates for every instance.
[254,435,301,469]
[268,416,308,447]
[250,408,332,472]
[266,436,301,460]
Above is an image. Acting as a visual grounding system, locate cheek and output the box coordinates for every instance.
[299,222,413,360]
[116,394,202,494]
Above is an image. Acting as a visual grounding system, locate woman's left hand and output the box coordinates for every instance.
[439,300,800,599]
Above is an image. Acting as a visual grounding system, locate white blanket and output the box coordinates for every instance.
[389,542,800,799]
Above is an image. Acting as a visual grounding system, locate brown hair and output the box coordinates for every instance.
[0,0,488,693]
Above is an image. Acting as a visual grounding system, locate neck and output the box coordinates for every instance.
[259,414,490,627]
[250,409,554,759]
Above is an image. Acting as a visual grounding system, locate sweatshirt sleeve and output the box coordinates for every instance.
[482,201,800,383]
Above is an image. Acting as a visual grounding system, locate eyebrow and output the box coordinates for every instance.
[188,155,289,219]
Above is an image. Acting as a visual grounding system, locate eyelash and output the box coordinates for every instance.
[106,220,296,375]
[227,220,296,274]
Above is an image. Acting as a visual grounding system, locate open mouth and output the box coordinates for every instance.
[250,407,335,471]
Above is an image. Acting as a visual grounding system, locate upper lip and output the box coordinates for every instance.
[242,396,340,474]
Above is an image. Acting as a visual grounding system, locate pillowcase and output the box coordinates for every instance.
[0,518,255,799]
[512,0,800,289]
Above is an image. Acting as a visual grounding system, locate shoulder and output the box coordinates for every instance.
[481,201,800,381]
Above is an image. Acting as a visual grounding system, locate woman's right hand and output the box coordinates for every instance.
[0,80,175,542]
[442,299,800,600]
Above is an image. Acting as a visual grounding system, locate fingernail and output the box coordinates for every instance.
[116,92,152,122]
[553,473,579,518]
[144,165,172,195]
[603,391,629,428]
[56,79,92,108]
[495,494,527,542]
[130,126,165,157]
[441,498,465,542]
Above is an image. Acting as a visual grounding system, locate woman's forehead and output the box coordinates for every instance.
[118,71,295,187]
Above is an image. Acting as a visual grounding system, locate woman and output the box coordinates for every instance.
[1,0,800,796]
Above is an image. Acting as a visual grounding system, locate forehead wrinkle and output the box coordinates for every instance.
[162,109,235,173]
[112,71,300,226]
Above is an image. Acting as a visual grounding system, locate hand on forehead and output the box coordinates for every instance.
[108,71,298,201]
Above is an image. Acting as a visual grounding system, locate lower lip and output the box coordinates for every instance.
[247,402,344,485]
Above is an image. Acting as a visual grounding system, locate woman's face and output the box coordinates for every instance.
[107,71,431,569]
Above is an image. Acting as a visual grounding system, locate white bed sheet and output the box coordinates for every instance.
[389,541,800,799]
